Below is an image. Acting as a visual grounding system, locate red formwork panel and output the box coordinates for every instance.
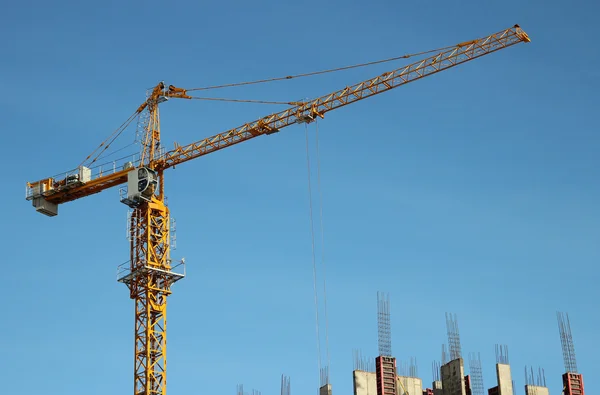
[375,356,397,395]
[563,373,585,395]
[487,386,499,395]
[464,375,472,395]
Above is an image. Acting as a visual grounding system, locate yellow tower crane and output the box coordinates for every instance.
[25,24,530,395]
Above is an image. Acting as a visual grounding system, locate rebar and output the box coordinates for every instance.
[445,313,462,360]
[495,344,509,364]
[432,361,441,382]
[353,349,375,372]
[557,312,578,373]
[281,375,291,395]
[441,344,448,365]
[377,292,392,356]
[409,357,418,378]
[320,367,329,387]
[468,352,484,395]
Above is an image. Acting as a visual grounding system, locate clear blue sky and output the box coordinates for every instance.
[2,0,598,394]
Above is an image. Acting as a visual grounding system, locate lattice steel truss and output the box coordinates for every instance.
[557,312,578,373]
[119,196,184,395]
[117,103,185,395]
[468,353,485,395]
[377,292,392,357]
[445,313,462,360]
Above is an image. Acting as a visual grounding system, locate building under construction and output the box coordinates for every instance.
[244,298,584,395]
[347,299,584,395]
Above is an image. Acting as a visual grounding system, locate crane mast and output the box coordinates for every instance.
[24,25,530,395]
[121,88,180,395]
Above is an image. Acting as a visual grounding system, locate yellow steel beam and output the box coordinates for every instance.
[25,24,529,207]
[154,25,530,172]
[129,195,172,395]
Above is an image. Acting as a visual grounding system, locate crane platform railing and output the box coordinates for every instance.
[116,258,186,287]
[25,147,168,201]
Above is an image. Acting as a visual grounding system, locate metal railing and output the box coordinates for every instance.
[26,145,170,200]
[116,257,186,284]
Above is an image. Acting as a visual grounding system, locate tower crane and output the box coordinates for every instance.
[25,24,530,395]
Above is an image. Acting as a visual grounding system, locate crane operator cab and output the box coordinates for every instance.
[121,167,158,208]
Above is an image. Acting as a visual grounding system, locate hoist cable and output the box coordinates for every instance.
[305,123,322,383]
[314,119,331,380]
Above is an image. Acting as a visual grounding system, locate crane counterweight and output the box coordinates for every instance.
[31,196,58,217]
[26,165,93,216]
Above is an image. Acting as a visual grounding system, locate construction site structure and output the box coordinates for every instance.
[469,353,485,395]
[320,383,332,395]
[376,292,397,395]
[441,356,469,395]
[465,375,473,395]
[354,370,425,395]
[320,367,332,395]
[353,370,377,395]
[24,25,531,395]
[524,386,549,395]
[524,366,549,395]
[429,361,443,395]
[557,313,584,395]
[398,375,423,395]
[353,298,586,395]
[354,293,425,395]
[280,375,291,395]
[440,314,471,395]
[486,345,513,395]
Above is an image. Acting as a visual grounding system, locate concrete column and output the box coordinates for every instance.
[353,371,377,395]
[441,359,466,395]
[432,380,443,395]
[525,385,550,395]
[496,364,513,395]
[320,384,332,395]
[397,376,423,395]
